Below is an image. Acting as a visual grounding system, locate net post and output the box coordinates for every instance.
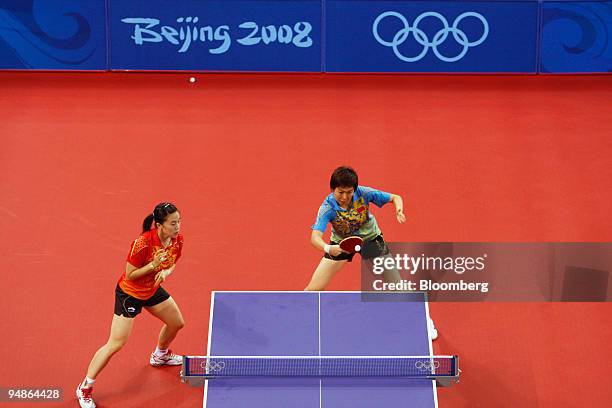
[180,356,207,386]
[435,355,460,387]
[180,356,188,384]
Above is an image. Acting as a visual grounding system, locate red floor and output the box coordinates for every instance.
[1,73,611,407]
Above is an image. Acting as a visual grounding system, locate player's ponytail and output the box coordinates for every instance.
[142,202,179,233]
[142,213,155,233]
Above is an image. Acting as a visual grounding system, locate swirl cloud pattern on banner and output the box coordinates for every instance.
[0,0,105,69]
[541,2,612,73]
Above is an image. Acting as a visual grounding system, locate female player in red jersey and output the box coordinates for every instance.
[77,203,185,408]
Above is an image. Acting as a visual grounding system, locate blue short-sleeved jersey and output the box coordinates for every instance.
[311,186,391,242]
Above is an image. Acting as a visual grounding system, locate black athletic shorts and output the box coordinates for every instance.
[114,285,171,318]
[323,235,390,262]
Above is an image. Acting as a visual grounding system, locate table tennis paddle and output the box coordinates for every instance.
[339,236,363,253]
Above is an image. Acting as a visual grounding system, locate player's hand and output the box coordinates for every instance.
[328,245,347,256]
[153,250,168,267]
[154,269,170,287]
[396,209,406,224]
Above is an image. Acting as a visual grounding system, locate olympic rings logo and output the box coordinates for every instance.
[372,11,489,62]
[201,360,226,372]
[415,360,440,371]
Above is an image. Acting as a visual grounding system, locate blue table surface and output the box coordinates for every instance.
[204,292,437,408]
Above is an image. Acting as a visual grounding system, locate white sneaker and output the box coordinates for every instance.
[150,349,183,366]
[76,382,96,408]
[428,318,439,341]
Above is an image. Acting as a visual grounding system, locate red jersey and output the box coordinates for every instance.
[118,229,184,300]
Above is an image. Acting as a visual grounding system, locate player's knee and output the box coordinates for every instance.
[168,316,185,331]
[174,318,185,331]
[106,337,128,354]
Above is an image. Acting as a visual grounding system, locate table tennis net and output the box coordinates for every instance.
[182,356,458,378]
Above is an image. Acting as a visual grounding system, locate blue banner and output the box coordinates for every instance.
[540,1,612,73]
[2,0,611,73]
[109,0,322,72]
[0,0,107,70]
[325,0,539,72]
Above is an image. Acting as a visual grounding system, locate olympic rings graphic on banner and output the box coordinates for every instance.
[415,360,440,371]
[201,360,226,372]
[372,11,489,62]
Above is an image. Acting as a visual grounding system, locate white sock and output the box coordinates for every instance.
[155,347,168,356]
[83,377,95,387]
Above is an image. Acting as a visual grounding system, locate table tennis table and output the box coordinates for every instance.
[184,291,455,408]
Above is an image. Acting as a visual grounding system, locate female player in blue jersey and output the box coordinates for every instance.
[305,166,406,291]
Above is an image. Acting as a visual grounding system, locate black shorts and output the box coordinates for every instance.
[323,235,390,262]
[114,285,171,318]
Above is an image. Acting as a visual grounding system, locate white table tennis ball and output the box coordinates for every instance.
[354,245,361,252]
[189,76,196,83]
